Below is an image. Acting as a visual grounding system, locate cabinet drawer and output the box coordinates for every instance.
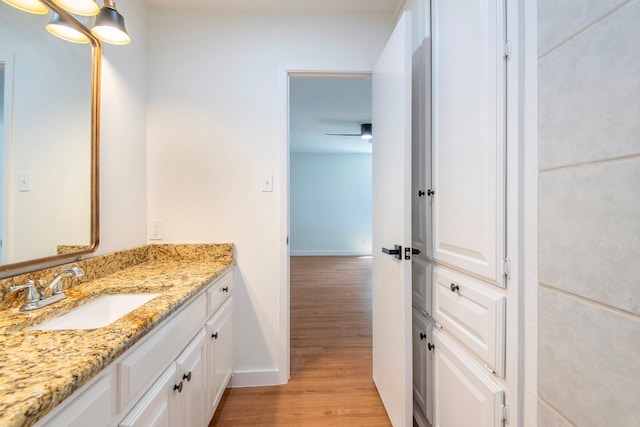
[432,267,505,376]
[45,374,112,427]
[117,295,206,410]
[207,270,233,316]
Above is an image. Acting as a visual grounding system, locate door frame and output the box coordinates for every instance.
[277,62,373,385]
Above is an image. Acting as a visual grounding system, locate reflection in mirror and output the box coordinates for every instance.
[0,2,97,272]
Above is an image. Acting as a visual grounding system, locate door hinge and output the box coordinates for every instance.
[501,404,510,421]
[503,40,511,60]
[503,257,511,279]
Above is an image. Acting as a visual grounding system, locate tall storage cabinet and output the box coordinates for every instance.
[411,34,434,427]
[418,0,511,426]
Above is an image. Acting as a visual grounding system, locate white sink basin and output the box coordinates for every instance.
[32,293,160,331]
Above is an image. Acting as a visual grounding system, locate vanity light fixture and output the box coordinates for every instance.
[46,11,90,43]
[1,0,48,14]
[90,0,130,45]
[52,0,99,16]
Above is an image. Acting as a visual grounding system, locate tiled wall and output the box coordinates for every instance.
[537,0,640,425]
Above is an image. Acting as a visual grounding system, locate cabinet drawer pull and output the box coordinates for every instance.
[450,283,460,292]
[222,286,229,292]
[183,371,192,382]
[428,343,435,351]
[174,381,183,393]
[211,332,218,340]
[419,332,426,340]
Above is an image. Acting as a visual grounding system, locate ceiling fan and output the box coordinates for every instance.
[325,123,372,140]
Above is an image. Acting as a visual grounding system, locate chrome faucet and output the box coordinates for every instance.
[43,266,84,297]
[10,266,84,312]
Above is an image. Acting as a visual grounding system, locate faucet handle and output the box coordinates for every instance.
[10,280,41,303]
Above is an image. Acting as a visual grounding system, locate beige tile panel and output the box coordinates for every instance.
[538,398,576,427]
[539,157,640,315]
[538,1,640,170]
[537,0,630,57]
[538,288,640,427]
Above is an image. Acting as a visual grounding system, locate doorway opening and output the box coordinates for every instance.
[287,74,374,375]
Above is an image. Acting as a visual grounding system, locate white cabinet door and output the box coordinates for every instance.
[411,37,432,260]
[412,309,433,427]
[371,11,413,427]
[433,330,504,427]
[206,297,233,418]
[175,330,207,427]
[119,365,177,427]
[431,0,506,285]
[412,257,432,316]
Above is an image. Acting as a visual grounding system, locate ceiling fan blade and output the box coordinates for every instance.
[325,133,361,137]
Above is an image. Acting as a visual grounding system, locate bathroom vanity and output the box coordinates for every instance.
[0,243,234,427]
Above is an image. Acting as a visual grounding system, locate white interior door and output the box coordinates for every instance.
[371,11,412,427]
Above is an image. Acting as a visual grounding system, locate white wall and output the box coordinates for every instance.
[537,0,640,425]
[95,1,148,256]
[146,8,394,381]
[290,153,372,256]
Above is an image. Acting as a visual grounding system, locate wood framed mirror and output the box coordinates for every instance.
[0,0,100,277]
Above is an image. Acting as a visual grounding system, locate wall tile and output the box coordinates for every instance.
[538,289,640,427]
[538,399,575,427]
[538,1,640,170]
[539,157,640,314]
[537,0,630,57]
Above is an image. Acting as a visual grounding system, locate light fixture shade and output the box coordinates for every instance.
[90,3,131,45]
[52,0,99,16]
[46,12,90,43]
[2,0,48,15]
[361,123,373,140]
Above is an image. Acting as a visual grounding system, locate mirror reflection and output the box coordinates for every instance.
[0,2,93,267]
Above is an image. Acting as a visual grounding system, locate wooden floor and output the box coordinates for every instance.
[209,256,391,426]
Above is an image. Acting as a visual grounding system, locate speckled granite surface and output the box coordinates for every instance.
[0,243,234,427]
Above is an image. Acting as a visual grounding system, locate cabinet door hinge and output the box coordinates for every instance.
[501,404,510,421]
[503,257,511,279]
[503,40,511,60]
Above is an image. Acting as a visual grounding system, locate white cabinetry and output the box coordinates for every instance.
[412,309,433,427]
[120,328,209,427]
[432,330,505,427]
[431,0,506,286]
[119,365,176,427]
[205,297,233,419]
[425,0,509,425]
[41,374,113,427]
[432,267,505,376]
[175,330,207,427]
[36,269,234,427]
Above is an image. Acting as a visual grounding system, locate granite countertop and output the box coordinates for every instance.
[0,244,234,427]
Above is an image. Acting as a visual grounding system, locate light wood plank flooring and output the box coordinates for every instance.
[209,256,391,426]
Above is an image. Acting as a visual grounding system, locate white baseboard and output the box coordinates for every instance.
[290,250,372,256]
[229,369,283,388]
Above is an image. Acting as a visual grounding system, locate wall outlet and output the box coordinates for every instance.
[149,220,163,240]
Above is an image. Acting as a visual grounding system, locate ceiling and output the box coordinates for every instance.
[289,77,372,154]
[144,0,402,14]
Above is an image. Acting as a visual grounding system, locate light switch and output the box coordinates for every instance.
[261,174,274,192]
[17,173,31,192]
